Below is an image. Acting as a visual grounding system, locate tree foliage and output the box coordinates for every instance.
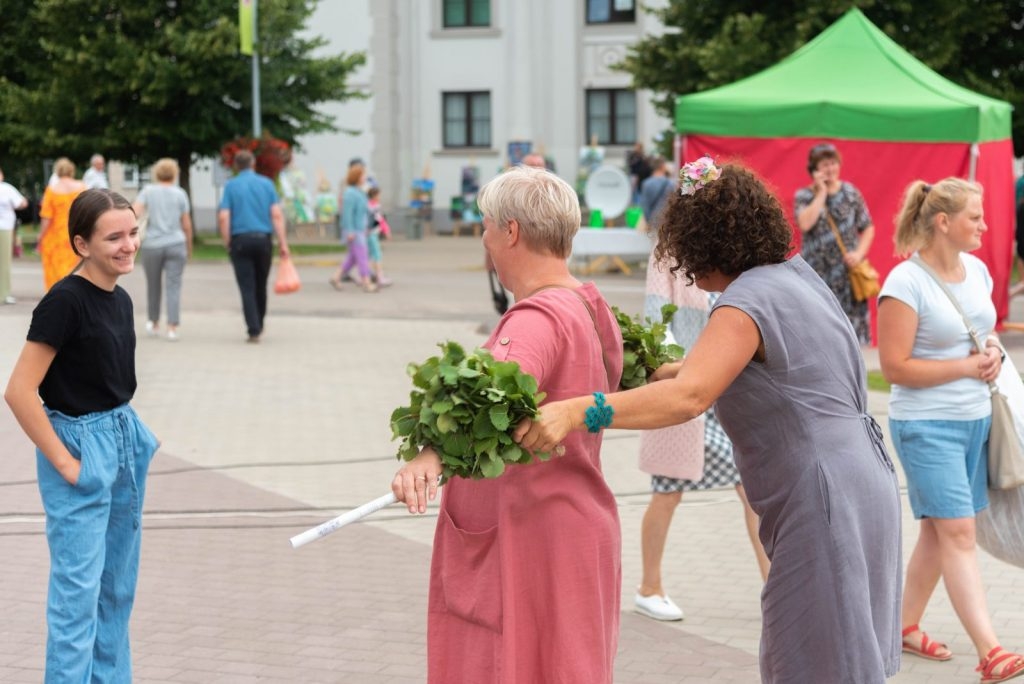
[0,0,366,193]
[621,0,1024,155]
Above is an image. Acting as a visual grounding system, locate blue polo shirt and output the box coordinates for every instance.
[219,169,279,235]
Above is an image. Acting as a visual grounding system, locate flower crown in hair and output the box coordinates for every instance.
[679,156,722,196]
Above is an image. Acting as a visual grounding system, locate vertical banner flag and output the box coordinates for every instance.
[239,0,254,55]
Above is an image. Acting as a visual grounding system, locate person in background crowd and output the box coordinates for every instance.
[5,189,161,682]
[82,154,109,190]
[878,177,1024,682]
[330,164,376,293]
[638,157,673,231]
[0,166,28,304]
[133,158,192,341]
[218,150,290,343]
[517,160,902,684]
[794,143,875,344]
[366,186,392,287]
[627,142,653,204]
[1011,171,1024,297]
[39,158,86,291]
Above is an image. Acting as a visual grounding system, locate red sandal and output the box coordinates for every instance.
[901,624,953,661]
[977,646,1024,683]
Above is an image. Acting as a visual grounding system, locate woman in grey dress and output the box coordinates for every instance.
[516,159,902,683]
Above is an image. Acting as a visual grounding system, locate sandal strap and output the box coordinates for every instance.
[977,647,1024,676]
[901,624,921,638]
[919,633,945,657]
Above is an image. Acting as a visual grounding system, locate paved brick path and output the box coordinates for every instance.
[2,235,1021,682]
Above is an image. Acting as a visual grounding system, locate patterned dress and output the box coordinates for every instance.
[639,251,742,491]
[39,187,83,291]
[794,182,873,344]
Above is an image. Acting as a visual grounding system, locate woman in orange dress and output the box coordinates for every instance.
[39,158,86,290]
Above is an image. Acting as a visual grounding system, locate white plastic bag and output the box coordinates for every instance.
[976,355,1024,568]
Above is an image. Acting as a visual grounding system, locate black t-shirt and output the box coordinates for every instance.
[28,275,137,416]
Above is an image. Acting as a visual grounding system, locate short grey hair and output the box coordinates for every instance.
[477,166,580,258]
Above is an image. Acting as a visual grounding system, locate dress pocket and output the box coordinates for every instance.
[437,508,503,633]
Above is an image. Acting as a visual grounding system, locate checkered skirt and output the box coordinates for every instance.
[651,408,741,493]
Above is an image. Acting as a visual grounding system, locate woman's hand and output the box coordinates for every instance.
[60,458,82,486]
[650,361,683,382]
[513,398,583,455]
[968,346,1002,383]
[392,447,442,514]
[812,170,829,195]
[843,250,864,268]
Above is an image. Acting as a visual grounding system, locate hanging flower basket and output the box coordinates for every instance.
[220,133,292,180]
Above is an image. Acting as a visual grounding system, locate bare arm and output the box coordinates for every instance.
[217,209,230,248]
[514,305,761,453]
[845,224,875,267]
[4,342,81,485]
[181,212,194,258]
[38,216,52,240]
[270,203,290,258]
[877,296,1000,387]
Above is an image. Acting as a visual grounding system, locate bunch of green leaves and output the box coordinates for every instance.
[614,303,685,389]
[390,341,547,482]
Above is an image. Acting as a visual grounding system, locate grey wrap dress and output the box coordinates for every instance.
[713,256,901,684]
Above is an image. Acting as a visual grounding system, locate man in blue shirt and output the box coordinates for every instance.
[218,150,290,342]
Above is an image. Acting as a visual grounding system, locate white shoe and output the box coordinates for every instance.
[634,592,684,621]
[167,329,179,342]
[145,321,159,337]
[3,295,15,305]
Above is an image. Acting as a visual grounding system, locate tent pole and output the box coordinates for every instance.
[968,143,979,182]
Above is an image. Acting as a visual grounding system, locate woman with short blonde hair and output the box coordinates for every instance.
[132,157,192,340]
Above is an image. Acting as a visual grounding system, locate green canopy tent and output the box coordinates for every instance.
[674,7,1015,324]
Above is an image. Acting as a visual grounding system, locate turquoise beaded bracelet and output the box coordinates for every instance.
[584,392,614,433]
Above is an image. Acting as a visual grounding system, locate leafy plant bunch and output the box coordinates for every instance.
[390,341,548,482]
[614,303,685,389]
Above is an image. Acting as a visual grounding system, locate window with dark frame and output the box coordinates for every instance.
[585,0,635,24]
[443,92,492,148]
[443,0,491,28]
[585,89,636,145]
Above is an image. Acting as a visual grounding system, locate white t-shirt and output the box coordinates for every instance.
[0,182,27,231]
[83,167,109,190]
[881,253,994,420]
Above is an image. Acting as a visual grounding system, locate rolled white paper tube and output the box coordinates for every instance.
[290,492,398,549]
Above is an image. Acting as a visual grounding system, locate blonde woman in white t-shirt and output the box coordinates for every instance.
[878,177,1024,682]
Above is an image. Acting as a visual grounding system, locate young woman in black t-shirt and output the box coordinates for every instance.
[4,189,160,681]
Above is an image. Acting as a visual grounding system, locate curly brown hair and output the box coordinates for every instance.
[655,164,792,283]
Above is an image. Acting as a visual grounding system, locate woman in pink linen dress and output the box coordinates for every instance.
[392,166,624,684]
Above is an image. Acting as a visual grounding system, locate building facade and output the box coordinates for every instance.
[190,0,671,229]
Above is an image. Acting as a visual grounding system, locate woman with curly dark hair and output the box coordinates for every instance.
[516,160,902,683]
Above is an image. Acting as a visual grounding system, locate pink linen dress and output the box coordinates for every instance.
[427,283,624,684]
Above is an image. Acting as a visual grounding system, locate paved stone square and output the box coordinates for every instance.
[1,235,1022,682]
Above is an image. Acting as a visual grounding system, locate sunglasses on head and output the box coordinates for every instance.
[811,143,837,154]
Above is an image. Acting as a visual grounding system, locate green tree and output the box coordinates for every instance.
[0,0,366,194]
[621,0,1024,155]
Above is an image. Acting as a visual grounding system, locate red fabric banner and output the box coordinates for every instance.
[677,135,1016,340]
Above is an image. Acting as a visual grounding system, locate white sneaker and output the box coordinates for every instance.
[145,321,159,337]
[3,295,15,305]
[167,329,179,342]
[634,592,684,621]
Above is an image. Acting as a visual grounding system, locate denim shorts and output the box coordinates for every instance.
[889,417,990,519]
